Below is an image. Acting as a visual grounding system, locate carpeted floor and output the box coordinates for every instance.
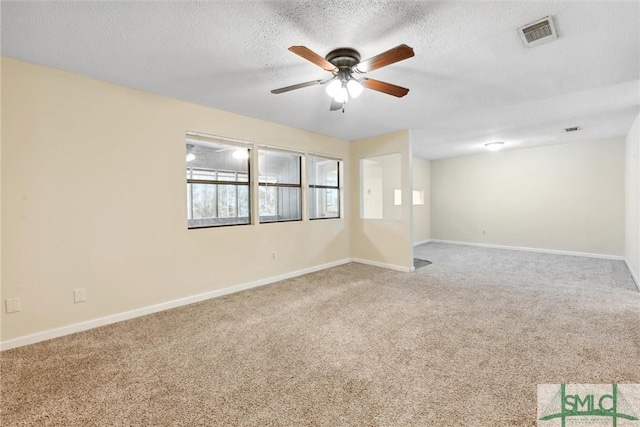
[2,242,639,426]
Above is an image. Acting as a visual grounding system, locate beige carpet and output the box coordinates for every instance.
[2,243,639,426]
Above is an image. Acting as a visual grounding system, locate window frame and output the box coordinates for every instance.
[258,148,303,224]
[308,155,342,220]
[186,134,252,229]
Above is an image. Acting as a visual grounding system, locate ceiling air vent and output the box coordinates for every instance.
[518,16,557,48]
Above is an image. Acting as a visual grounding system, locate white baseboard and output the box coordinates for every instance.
[413,239,432,247]
[0,258,352,351]
[429,239,625,261]
[624,259,640,291]
[351,257,414,273]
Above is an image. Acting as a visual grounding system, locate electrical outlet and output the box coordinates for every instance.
[5,298,21,314]
[271,252,276,260]
[73,288,86,304]
[482,229,486,235]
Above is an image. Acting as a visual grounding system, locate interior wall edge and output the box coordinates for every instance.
[623,112,640,291]
[624,259,640,291]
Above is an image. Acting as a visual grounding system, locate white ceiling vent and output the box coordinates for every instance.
[518,16,558,48]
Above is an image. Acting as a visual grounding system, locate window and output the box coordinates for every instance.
[309,156,341,219]
[258,149,301,223]
[186,136,251,228]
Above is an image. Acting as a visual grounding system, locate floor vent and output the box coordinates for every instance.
[518,16,558,48]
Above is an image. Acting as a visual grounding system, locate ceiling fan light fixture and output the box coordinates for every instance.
[347,78,363,98]
[334,86,349,103]
[325,79,342,98]
[272,44,414,111]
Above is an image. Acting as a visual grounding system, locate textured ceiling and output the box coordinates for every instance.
[2,1,639,159]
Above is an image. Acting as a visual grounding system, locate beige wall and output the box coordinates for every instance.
[431,139,626,256]
[350,131,413,270]
[1,57,351,341]
[625,114,640,285]
[412,157,431,244]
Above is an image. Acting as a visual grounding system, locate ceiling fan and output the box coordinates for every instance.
[271,44,415,112]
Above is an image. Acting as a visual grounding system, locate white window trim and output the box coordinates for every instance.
[308,154,342,220]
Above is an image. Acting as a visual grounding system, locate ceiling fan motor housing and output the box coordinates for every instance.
[325,48,361,70]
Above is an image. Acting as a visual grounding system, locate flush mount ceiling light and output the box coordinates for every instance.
[484,142,505,152]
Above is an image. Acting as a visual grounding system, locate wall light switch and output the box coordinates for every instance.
[5,298,21,314]
[73,288,86,304]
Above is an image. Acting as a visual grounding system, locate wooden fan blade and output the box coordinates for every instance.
[330,99,343,111]
[356,44,414,73]
[289,46,338,73]
[271,79,324,94]
[362,78,410,98]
